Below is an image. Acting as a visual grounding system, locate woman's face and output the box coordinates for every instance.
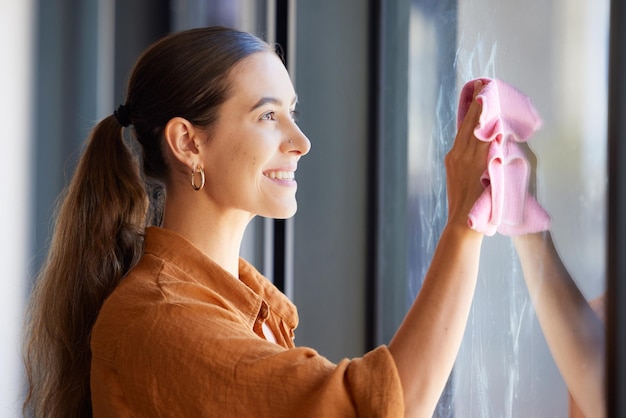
[199,51,310,220]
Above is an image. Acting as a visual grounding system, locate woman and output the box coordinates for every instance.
[23,27,488,417]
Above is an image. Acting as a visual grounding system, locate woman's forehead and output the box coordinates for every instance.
[227,52,296,101]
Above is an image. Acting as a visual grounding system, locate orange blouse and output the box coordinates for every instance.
[90,227,404,417]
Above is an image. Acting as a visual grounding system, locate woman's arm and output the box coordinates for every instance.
[389,80,488,417]
[389,225,483,417]
[512,231,605,418]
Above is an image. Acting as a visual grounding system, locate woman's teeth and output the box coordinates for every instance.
[266,171,294,180]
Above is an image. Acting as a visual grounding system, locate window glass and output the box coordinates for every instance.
[403,0,608,415]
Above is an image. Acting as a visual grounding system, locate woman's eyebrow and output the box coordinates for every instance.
[250,95,298,112]
[250,97,281,112]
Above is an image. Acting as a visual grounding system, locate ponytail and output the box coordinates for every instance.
[23,116,148,417]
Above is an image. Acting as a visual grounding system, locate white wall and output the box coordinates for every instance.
[0,1,35,416]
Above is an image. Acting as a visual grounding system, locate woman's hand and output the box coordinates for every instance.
[444,80,490,230]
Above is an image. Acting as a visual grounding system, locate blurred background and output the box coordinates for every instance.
[2,0,624,417]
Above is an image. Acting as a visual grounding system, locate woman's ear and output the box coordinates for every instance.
[163,117,201,168]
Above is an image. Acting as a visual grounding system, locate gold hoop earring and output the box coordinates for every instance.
[191,164,205,191]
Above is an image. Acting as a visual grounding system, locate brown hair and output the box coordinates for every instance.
[23,27,272,417]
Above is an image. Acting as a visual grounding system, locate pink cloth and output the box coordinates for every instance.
[457,77,551,236]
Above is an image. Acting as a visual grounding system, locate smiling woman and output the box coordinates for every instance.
[164,51,310,234]
[23,26,490,417]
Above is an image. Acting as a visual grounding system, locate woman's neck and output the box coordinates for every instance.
[160,191,252,278]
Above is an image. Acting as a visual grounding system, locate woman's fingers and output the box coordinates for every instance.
[457,80,484,147]
[445,79,489,226]
[449,80,486,163]
[450,80,483,154]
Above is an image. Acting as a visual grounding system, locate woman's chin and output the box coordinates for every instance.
[264,203,297,220]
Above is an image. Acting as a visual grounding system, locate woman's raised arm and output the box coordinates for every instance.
[389,80,489,417]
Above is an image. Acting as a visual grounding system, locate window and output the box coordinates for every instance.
[377,0,609,415]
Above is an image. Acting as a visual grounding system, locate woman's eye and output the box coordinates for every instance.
[290,110,300,122]
[260,111,276,121]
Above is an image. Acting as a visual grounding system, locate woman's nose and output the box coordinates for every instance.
[283,125,311,156]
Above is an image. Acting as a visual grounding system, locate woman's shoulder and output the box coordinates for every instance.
[90,253,166,361]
